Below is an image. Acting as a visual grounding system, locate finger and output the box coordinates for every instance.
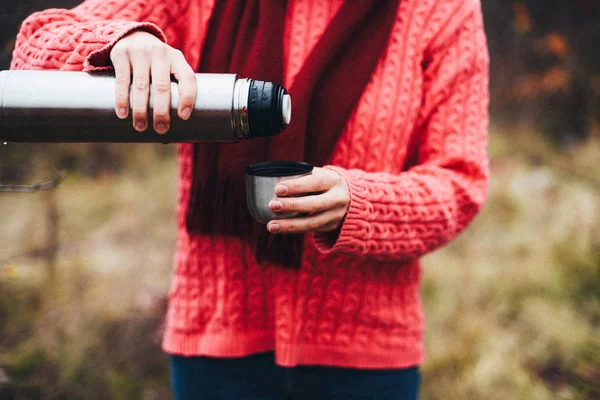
[267,210,341,234]
[150,45,172,134]
[315,220,342,233]
[171,49,197,120]
[268,192,345,214]
[110,48,131,119]
[275,170,340,196]
[130,52,151,132]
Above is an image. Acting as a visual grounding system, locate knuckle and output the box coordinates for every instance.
[307,200,321,212]
[183,74,198,88]
[309,200,322,212]
[110,46,125,58]
[333,195,346,208]
[115,72,130,85]
[288,182,301,193]
[333,174,343,185]
[150,43,168,57]
[184,71,197,80]
[115,92,128,103]
[172,48,185,58]
[287,201,300,212]
[332,208,344,221]
[308,219,321,231]
[127,46,144,58]
[282,222,297,232]
[153,80,171,93]
[316,176,328,188]
[134,77,149,91]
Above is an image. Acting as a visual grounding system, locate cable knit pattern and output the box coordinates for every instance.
[11,0,489,368]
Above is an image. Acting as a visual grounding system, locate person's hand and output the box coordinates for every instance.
[109,30,197,134]
[266,167,350,234]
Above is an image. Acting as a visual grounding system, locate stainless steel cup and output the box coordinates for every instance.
[245,161,313,224]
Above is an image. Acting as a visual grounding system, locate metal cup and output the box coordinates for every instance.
[245,161,314,224]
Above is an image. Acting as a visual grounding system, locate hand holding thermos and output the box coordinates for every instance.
[109,31,198,133]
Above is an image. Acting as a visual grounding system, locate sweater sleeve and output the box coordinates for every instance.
[313,6,490,263]
[10,0,193,72]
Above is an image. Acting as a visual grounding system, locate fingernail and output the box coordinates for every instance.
[135,121,146,131]
[269,200,282,211]
[275,185,287,195]
[269,223,280,233]
[181,108,191,120]
[118,108,127,118]
[156,123,167,134]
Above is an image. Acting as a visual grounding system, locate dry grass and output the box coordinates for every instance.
[421,127,600,399]
[1,144,177,399]
[0,132,599,399]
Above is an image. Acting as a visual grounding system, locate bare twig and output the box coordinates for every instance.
[0,245,60,263]
[0,239,86,265]
[0,171,66,192]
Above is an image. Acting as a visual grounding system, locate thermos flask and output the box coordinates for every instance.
[0,70,291,143]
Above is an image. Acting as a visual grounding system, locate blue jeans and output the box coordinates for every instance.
[170,352,420,400]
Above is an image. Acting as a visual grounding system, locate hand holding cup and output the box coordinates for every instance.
[266,166,350,233]
[244,162,350,234]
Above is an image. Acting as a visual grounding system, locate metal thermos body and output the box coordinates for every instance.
[0,70,291,143]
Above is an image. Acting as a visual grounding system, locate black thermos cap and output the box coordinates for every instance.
[247,80,290,138]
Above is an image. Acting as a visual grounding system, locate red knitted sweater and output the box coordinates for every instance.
[12,0,489,369]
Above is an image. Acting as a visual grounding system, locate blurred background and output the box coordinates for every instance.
[0,1,598,399]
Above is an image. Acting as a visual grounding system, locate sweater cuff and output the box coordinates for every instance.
[84,22,167,71]
[312,165,370,255]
